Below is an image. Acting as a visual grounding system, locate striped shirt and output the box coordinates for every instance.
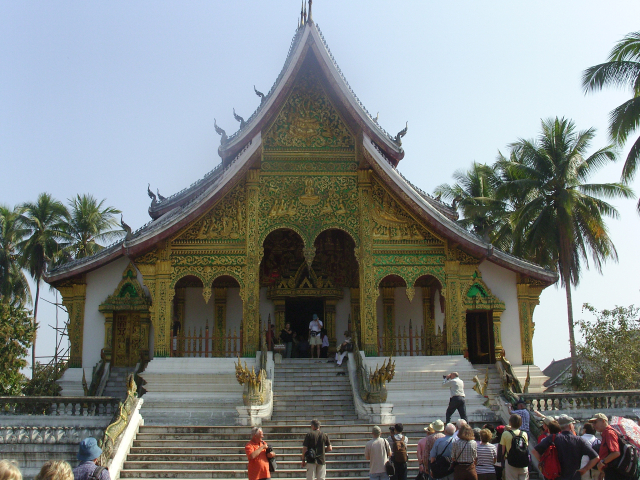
[451,440,477,464]
[476,443,497,474]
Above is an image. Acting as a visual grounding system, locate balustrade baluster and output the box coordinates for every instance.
[205,322,210,358]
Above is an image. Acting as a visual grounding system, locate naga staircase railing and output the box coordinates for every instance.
[353,337,396,403]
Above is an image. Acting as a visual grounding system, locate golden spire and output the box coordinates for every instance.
[308,0,313,23]
[300,0,305,26]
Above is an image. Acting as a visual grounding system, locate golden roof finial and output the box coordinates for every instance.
[300,0,305,26]
[308,0,313,23]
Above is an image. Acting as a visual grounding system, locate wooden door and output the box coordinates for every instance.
[113,312,141,366]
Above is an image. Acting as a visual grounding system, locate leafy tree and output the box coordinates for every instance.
[0,302,35,395]
[61,194,123,259]
[0,205,30,306]
[434,162,507,241]
[573,304,640,390]
[499,117,634,382]
[583,30,640,213]
[22,361,67,396]
[18,193,69,377]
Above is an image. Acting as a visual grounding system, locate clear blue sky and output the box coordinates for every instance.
[2,1,639,372]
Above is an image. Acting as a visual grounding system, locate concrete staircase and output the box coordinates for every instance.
[369,355,498,424]
[267,358,358,425]
[103,366,136,398]
[120,423,431,479]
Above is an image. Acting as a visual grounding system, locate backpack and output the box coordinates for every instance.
[538,434,562,480]
[430,438,454,479]
[304,448,316,464]
[611,427,640,479]
[506,431,529,468]
[392,435,408,463]
[90,467,107,480]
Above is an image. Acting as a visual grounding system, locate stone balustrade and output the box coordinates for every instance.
[0,396,121,417]
[522,391,640,421]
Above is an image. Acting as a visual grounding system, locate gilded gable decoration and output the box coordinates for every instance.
[99,263,151,313]
[176,182,247,242]
[264,70,354,150]
[462,270,505,312]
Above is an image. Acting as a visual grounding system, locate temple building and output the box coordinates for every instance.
[46,13,557,394]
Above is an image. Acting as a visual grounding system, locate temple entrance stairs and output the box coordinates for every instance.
[102,366,136,399]
[365,355,499,424]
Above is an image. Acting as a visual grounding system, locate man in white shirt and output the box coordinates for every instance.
[364,425,390,480]
[309,314,323,359]
[442,372,467,424]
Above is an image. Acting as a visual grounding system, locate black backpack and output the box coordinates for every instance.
[430,438,454,479]
[611,427,640,479]
[305,448,316,464]
[506,431,529,468]
[90,467,107,480]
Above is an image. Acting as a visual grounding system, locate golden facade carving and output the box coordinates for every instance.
[56,277,87,368]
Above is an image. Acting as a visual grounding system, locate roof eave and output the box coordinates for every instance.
[362,135,558,285]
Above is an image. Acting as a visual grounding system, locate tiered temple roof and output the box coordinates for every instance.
[45,20,558,286]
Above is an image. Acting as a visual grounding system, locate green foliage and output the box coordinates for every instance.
[0,205,31,306]
[22,361,67,396]
[0,302,35,395]
[573,304,640,390]
[60,194,123,259]
[583,30,640,213]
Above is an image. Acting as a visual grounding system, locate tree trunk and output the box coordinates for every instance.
[32,280,40,378]
[564,276,578,384]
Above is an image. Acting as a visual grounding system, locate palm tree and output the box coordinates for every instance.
[0,205,31,306]
[583,30,640,213]
[18,193,69,376]
[499,117,635,382]
[61,194,123,259]
[434,162,507,241]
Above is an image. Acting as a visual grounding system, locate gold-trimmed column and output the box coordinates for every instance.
[516,279,544,365]
[358,169,378,356]
[381,287,395,356]
[102,311,114,363]
[422,286,433,355]
[57,278,87,368]
[444,260,464,355]
[243,169,261,356]
[214,287,228,356]
[492,310,504,361]
[139,311,151,363]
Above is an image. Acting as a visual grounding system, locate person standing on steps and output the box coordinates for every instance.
[280,322,295,359]
[443,372,467,424]
[245,427,276,480]
[309,314,323,359]
[302,419,333,480]
[390,423,409,480]
[365,425,391,480]
[72,437,110,480]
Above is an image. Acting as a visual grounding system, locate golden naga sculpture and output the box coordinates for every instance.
[235,357,267,406]
[369,357,396,388]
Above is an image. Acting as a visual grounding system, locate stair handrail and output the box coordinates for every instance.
[496,351,523,403]
[97,374,139,467]
[352,337,396,403]
[95,362,111,397]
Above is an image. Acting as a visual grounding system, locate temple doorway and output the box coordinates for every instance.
[285,297,324,339]
[465,311,495,364]
[112,312,141,367]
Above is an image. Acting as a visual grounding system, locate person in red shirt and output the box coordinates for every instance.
[590,413,622,480]
[245,427,276,480]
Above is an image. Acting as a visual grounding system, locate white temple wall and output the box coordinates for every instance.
[478,260,522,365]
[184,287,212,334]
[394,286,422,332]
[259,287,275,328]
[82,256,130,368]
[226,287,243,332]
[335,288,351,340]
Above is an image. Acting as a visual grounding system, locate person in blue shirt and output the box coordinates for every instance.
[430,423,457,480]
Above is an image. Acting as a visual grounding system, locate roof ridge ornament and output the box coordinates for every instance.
[254,85,265,104]
[233,108,246,129]
[120,214,133,240]
[147,183,157,204]
[157,189,166,201]
[394,122,408,146]
[308,0,313,24]
[214,118,229,146]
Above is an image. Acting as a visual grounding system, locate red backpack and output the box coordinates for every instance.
[539,434,562,480]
